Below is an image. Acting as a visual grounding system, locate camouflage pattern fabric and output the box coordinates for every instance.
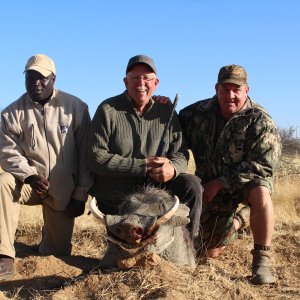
[179,96,281,249]
[200,207,237,250]
[217,64,248,85]
[198,192,244,250]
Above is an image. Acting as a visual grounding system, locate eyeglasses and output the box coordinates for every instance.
[126,75,157,82]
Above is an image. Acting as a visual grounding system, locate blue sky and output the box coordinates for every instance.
[1,0,299,130]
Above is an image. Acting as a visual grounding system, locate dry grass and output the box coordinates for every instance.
[273,176,300,222]
[1,156,299,299]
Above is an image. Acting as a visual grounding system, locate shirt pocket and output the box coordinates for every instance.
[17,123,37,153]
[48,120,75,166]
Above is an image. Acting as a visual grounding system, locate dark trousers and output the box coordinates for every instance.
[157,173,203,238]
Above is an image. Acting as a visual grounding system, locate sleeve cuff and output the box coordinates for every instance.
[72,187,89,202]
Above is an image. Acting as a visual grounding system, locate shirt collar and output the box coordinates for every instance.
[27,87,58,107]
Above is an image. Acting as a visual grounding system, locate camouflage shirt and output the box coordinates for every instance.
[179,96,281,196]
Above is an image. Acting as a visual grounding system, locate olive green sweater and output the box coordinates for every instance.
[88,91,188,212]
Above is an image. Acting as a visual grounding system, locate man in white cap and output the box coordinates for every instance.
[0,54,93,280]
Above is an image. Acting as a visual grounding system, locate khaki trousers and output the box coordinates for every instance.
[0,171,74,258]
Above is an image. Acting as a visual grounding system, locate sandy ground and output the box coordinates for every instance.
[0,204,299,300]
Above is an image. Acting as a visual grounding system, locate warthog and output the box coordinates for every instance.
[89,187,196,268]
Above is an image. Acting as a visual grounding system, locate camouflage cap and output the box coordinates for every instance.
[126,54,157,74]
[217,64,248,85]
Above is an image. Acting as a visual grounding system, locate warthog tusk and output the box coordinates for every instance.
[156,195,179,226]
[144,195,180,238]
[89,197,106,225]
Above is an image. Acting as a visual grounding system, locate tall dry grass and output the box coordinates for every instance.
[273,176,300,223]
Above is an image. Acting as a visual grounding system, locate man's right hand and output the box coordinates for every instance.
[24,175,50,195]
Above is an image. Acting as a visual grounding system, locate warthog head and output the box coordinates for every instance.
[90,187,196,268]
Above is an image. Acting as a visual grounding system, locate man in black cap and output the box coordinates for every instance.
[179,64,281,284]
[88,54,203,237]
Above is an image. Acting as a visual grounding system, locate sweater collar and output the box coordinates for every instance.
[124,91,154,117]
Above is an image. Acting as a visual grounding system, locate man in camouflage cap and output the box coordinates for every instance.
[179,64,281,285]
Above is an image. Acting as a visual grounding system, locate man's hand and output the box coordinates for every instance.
[152,95,170,104]
[147,156,175,183]
[64,198,86,218]
[24,175,50,195]
[203,179,224,203]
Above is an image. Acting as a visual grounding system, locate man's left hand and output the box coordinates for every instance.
[65,198,86,218]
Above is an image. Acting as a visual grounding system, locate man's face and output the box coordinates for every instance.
[25,70,56,102]
[215,83,249,121]
[124,64,159,110]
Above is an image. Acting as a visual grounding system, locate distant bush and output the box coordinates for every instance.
[279,126,300,156]
[277,126,300,177]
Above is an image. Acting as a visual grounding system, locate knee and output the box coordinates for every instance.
[176,174,203,210]
[248,185,273,209]
[0,172,16,190]
[178,174,203,192]
[0,172,10,184]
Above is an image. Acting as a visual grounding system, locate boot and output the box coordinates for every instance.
[0,256,15,281]
[251,249,275,284]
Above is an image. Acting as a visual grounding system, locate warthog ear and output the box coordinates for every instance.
[170,215,190,227]
[175,204,190,218]
[164,204,190,227]
[89,197,106,225]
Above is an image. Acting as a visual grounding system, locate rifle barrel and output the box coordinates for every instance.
[155,94,179,157]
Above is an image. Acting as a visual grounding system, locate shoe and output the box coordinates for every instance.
[251,249,275,284]
[0,256,15,281]
[235,206,250,232]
